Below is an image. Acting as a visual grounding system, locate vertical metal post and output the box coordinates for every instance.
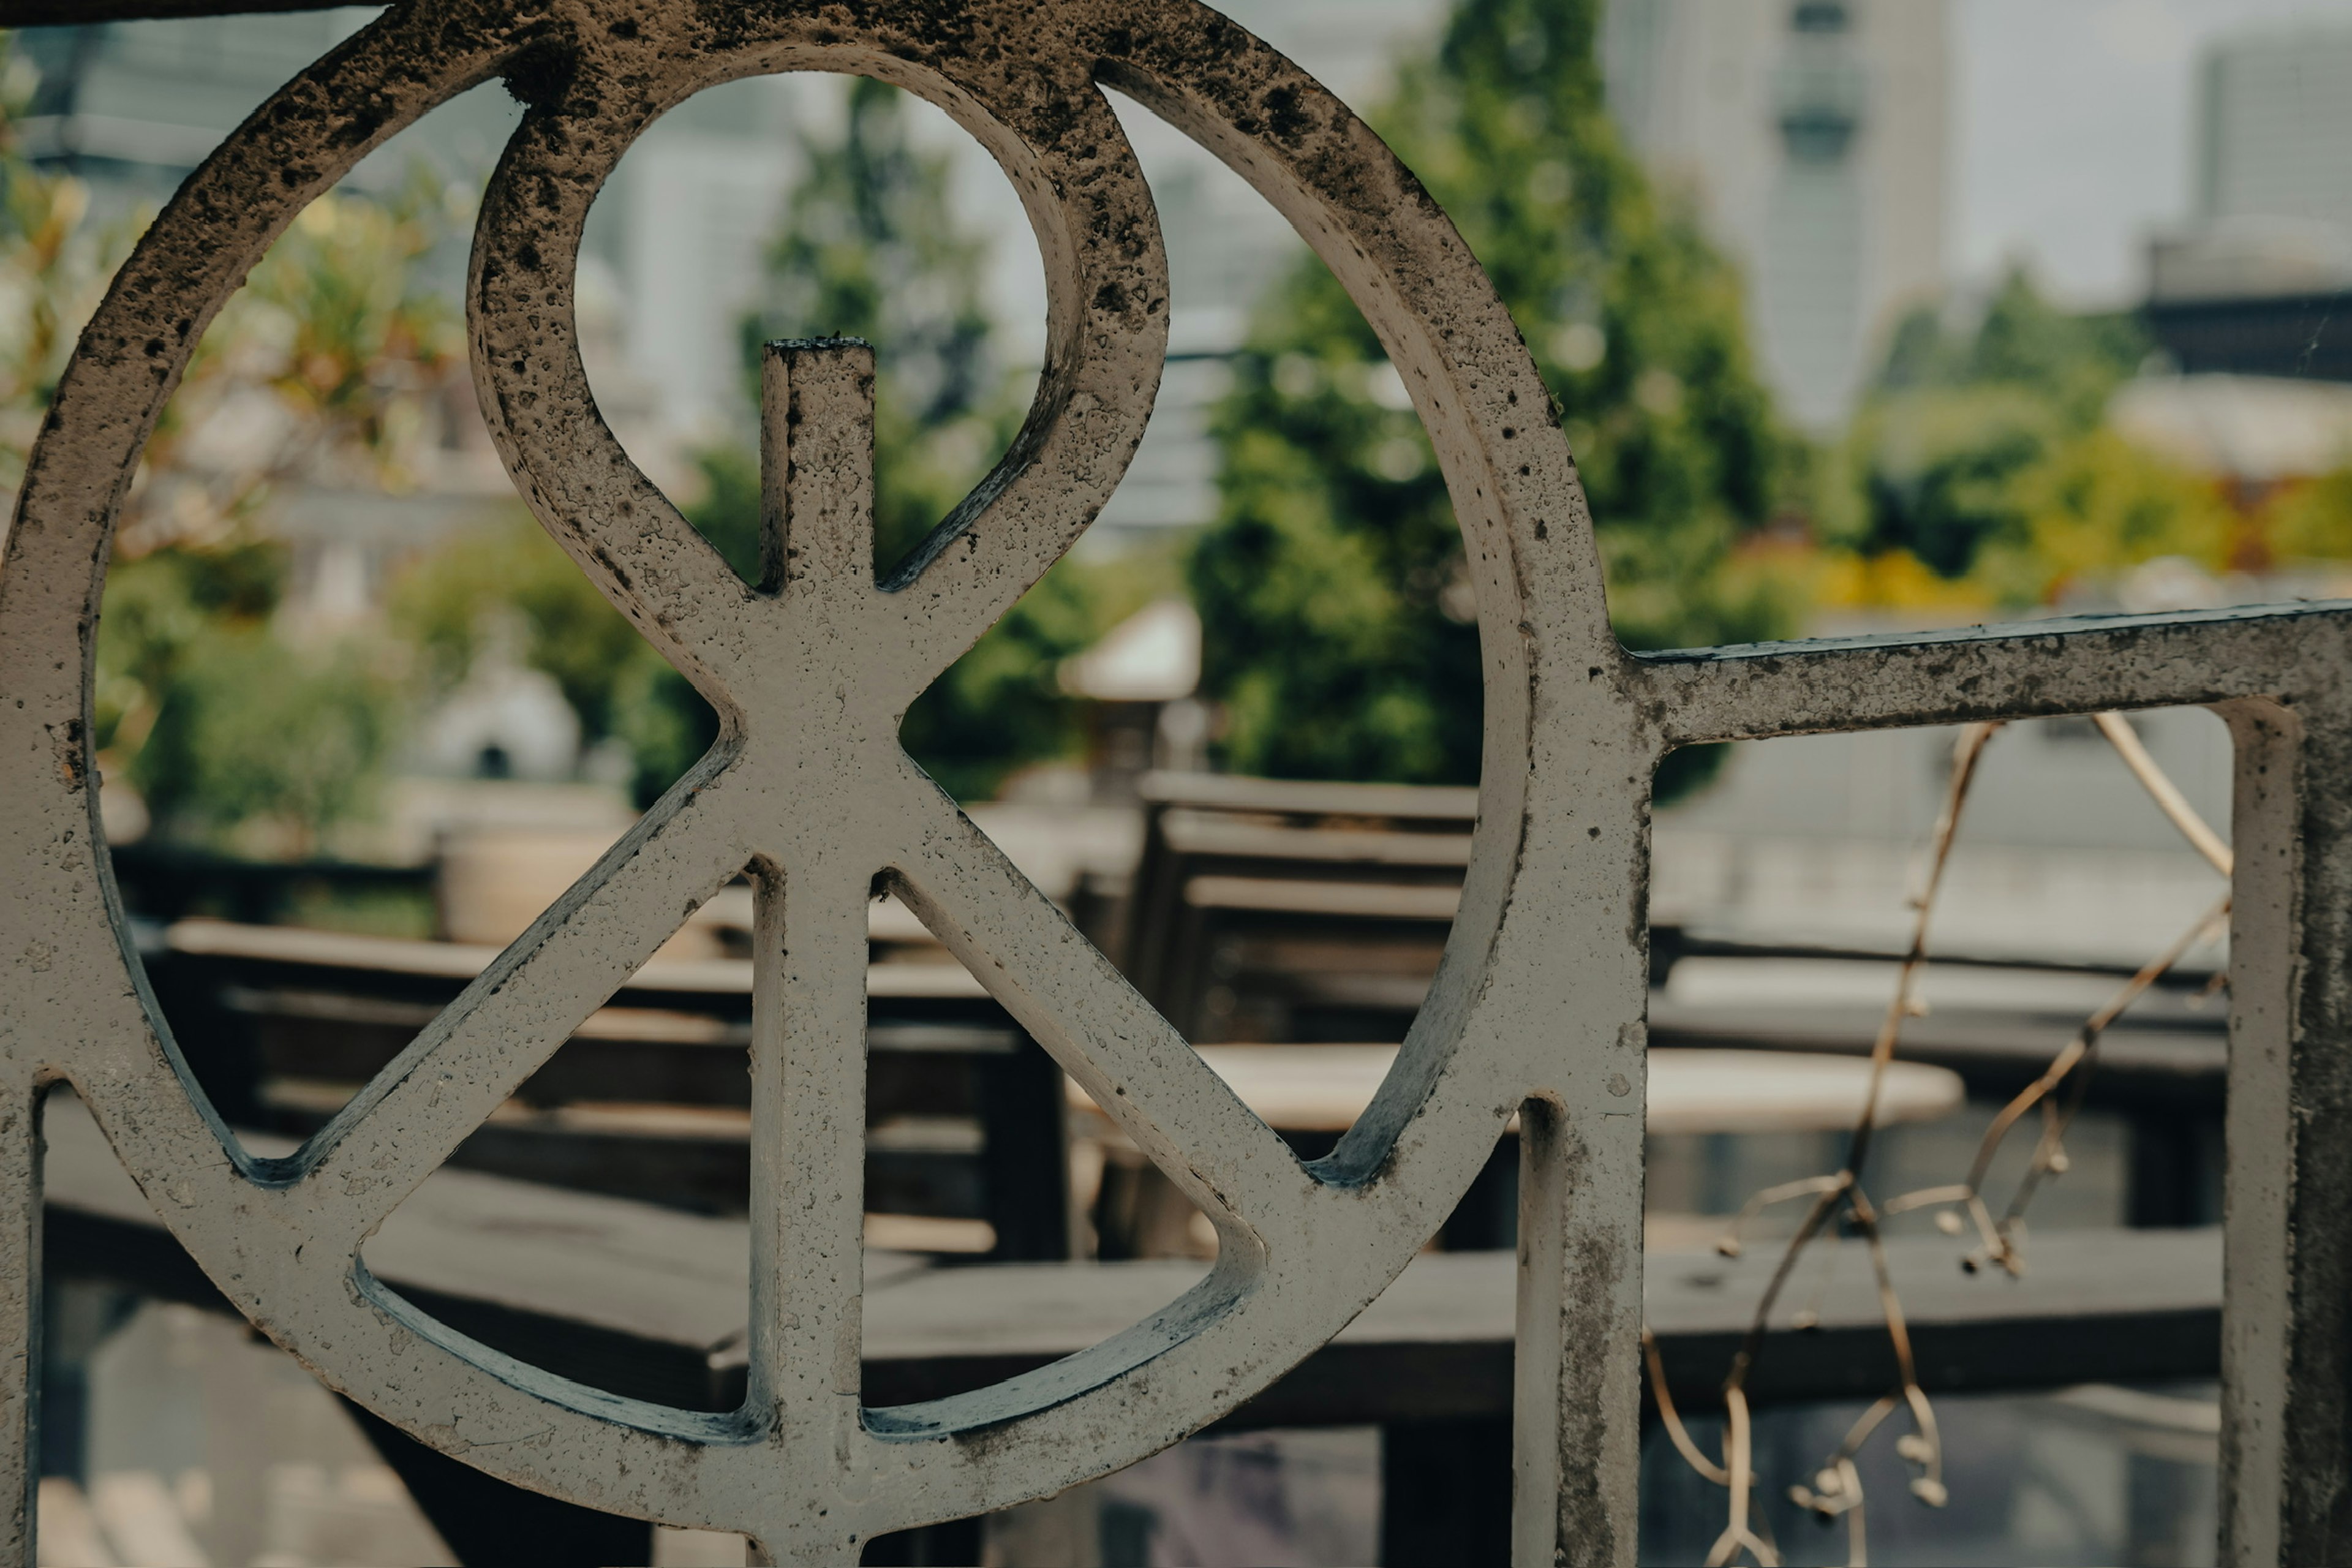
[1514,1072,1646,1568]
[744,341,882,1562]
[2222,695,2352,1564]
[0,1082,39,1568]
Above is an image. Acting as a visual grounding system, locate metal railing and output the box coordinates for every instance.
[1,2,2348,1564]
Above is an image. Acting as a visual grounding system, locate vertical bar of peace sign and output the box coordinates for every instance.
[2,1,2351,1564]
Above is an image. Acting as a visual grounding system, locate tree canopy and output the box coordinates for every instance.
[1813,266,2271,611]
[43,88,458,852]
[1189,0,1798,792]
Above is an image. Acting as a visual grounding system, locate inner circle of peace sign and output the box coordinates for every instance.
[0,0,1654,1556]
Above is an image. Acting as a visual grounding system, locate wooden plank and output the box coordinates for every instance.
[1162,815,1474,869]
[1182,875,1463,921]
[1649,997,2226,1104]
[858,1229,2221,1425]
[1069,1046,1963,1137]
[1138,771,1479,823]
[164,919,989,1003]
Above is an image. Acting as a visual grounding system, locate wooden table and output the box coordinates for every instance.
[149,921,1074,1257]
[1069,1044,1965,1136]
[40,1092,2220,1564]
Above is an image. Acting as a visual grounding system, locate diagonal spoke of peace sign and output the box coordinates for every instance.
[6,1,2352,1564]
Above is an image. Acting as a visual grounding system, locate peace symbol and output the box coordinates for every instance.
[0,0,1650,1556]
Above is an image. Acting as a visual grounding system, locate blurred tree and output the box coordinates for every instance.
[387,507,654,751]
[1190,0,1798,794]
[671,75,1131,803]
[2266,464,2352,565]
[1970,428,2232,605]
[1830,268,2162,600]
[0,42,115,494]
[95,178,455,848]
[2,37,465,854]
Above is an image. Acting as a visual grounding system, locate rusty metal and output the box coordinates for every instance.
[0,1,2346,1563]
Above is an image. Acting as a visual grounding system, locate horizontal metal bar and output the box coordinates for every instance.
[0,0,368,23]
[1634,600,2352,747]
[1656,925,2223,988]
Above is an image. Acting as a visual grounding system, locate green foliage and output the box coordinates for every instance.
[1972,428,2231,605]
[1841,384,2054,577]
[1835,268,2156,590]
[202,170,462,491]
[90,174,458,849]
[388,507,654,750]
[686,443,765,584]
[96,532,399,853]
[93,537,286,763]
[0,17,467,855]
[0,43,120,492]
[2267,465,2352,564]
[127,624,399,853]
[1191,0,1796,790]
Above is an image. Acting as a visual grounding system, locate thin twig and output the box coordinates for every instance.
[1704,1387,1780,1567]
[1644,1327,1732,1485]
[2093,712,2233,876]
[1887,897,2231,1272]
[1662,713,2231,1564]
[1719,725,1996,1395]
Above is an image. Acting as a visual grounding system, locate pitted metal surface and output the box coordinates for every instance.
[1,3,2348,1564]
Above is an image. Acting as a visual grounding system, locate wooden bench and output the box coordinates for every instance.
[1121,772,2229,1231]
[38,1090,2221,1564]
[1073,1045,1966,1257]
[1123,771,1476,1042]
[143,919,1072,1260]
[1649,965,2229,1226]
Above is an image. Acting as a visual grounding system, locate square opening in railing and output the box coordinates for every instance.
[1638,707,2233,1567]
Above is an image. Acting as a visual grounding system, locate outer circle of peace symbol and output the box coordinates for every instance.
[0,0,1646,1551]
[10,0,1755,1559]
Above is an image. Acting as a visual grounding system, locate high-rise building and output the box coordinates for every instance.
[2196,23,2352,238]
[1604,0,1948,431]
[2143,22,2352,384]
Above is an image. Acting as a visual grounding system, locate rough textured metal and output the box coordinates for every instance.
[0,2,2346,1564]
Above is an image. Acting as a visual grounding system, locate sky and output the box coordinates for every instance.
[903,0,2352,366]
[1956,0,2352,306]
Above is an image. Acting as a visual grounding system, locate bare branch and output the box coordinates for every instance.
[2094,712,2233,876]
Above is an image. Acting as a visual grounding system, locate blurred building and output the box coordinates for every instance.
[1655,703,2234,972]
[2144,21,2352,383]
[19,2,1954,538]
[16,11,516,221]
[1603,0,1949,431]
[1079,0,1438,537]
[2194,23,2352,241]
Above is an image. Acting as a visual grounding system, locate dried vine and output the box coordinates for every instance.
[1648,714,2233,1567]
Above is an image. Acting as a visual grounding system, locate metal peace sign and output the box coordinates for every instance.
[6,1,2352,1564]
[0,0,1633,1556]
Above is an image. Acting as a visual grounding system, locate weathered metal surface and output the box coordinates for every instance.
[0,1,2346,1564]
